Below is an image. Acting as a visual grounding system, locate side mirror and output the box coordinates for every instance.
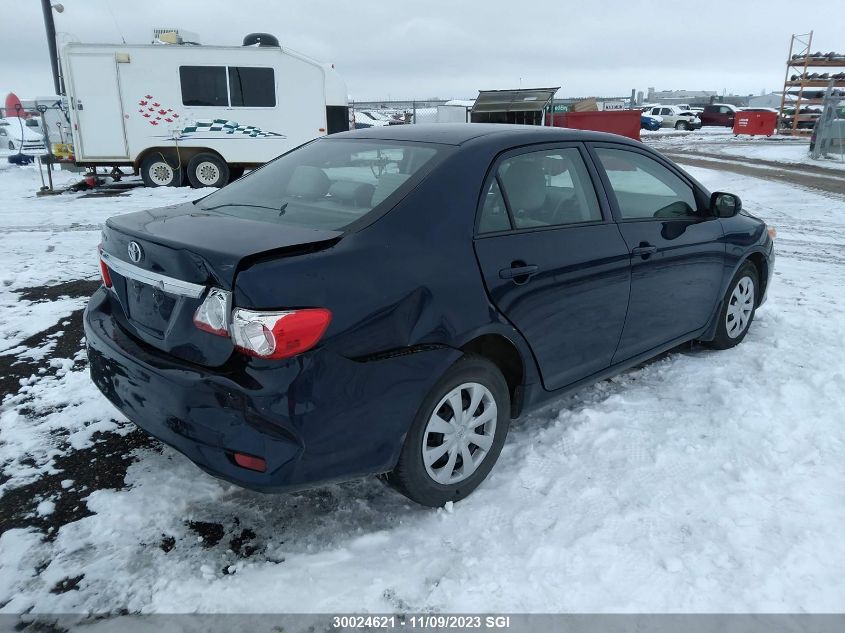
[711,192,742,218]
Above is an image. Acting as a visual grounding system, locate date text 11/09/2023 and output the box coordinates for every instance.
[332,615,512,629]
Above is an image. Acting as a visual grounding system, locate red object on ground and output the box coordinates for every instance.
[4,92,24,117]
[546,110,641,141]
[733,111,777,136]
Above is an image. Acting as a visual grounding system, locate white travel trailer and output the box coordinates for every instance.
[61,35,348,187]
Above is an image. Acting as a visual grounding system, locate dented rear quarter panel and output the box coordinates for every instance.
[232,141,540,384]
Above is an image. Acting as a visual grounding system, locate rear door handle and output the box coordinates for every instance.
[631,245,658,258]
[499,264,539,280]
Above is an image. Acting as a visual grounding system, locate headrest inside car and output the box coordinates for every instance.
[287,166,330,199]
[501,161,546,212]
[329,180,375,206]
[371,173,411,207]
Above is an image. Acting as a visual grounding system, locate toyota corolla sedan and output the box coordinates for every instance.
[85,124,774,507]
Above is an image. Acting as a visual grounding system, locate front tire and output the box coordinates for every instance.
[675,120,690,131]
[387,355,511,507]
[706,261,759,349]
[187,153,229,188]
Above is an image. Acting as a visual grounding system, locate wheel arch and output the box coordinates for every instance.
[700,249,770,342]
[134,146,225,171]
[745,251,769,306]
[460,333,527,418]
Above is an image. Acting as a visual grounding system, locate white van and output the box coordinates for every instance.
[61,36,348,187]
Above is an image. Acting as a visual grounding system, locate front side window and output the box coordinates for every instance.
[228,67,275,107]
[594,148,698,220]
[478,147,601,233]
[196,139,443,230]
[180,66,228,106]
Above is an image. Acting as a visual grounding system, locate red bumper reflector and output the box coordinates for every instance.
[233,452,267,473]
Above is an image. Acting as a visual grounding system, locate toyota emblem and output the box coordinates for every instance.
[127,241,143,263]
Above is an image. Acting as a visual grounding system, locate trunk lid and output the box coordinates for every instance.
[101,202,342,366]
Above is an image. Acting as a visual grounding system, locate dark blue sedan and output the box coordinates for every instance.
[641,114,662,131]
[85,124,775,507]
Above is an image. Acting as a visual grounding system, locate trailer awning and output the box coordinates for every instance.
[471,87,559,114]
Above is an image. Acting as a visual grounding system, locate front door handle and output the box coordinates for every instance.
[499,263,539,280]
[631,244,658,258]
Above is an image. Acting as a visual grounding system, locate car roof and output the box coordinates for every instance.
[331,123,636,147]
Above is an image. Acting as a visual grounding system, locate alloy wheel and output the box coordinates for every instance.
[422,382,497,485]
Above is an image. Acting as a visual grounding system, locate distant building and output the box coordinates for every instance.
[647,88,717,105]
[747,93,783,109]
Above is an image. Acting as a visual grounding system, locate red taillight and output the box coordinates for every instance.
[231,308,332,359]
[98,245,112,288]
[232,452,266,472]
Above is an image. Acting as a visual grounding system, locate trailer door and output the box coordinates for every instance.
[68,53,129,160]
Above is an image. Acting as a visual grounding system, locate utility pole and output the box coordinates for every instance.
[41,0,63,95]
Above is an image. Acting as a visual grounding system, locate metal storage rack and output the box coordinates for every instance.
[778,31,845,135]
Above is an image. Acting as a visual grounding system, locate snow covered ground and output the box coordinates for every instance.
[644,126,845,170]
[1,155,844,617]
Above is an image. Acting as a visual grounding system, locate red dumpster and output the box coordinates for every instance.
[733,111,777,136]
[546,110,641,141]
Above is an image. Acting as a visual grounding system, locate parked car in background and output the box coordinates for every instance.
[353,110,392,129]
[86,123,774,507]
[0,117,47,163]
[781,106,823,131]
[646,106,702,130]
[641,114,662,131]
[699,104,738,127]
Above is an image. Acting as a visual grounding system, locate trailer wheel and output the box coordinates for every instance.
[187,153,230,188]
[140,153,183,187]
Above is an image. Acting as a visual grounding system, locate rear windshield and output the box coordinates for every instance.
[196,139,443,231]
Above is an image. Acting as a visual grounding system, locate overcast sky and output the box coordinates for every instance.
[3,0,844,101]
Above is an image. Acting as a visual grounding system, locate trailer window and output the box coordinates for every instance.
[228,67,275,107]
[180,66,228,107]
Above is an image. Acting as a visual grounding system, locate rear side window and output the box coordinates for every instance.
[478,147,601,233]
[197,139,443,230]
[228,67,275,107]
[594,148,698,220]
[180,66,228,106]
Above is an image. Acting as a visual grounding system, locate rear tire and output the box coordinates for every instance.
[705,261,759,350]
[387,355,511,507]
[187,153,229,188]
[140,153,183,187]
